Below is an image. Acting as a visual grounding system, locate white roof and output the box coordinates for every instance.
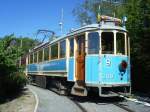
[31,22,127,52]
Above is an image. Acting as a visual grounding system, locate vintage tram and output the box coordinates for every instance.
[26,16,131,97]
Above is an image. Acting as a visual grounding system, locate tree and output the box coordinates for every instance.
[73,0,126,25]
[16,37,39,54]
[0,34,37,100]
[125,0,150,92]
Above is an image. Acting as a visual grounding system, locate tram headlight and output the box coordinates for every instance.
[119,60,128,72]
[121,60,128,69]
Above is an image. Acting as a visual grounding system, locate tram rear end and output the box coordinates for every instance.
[99,31,130,96]
[85,17,131,97]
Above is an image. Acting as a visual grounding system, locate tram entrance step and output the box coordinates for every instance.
[71,81,87,96]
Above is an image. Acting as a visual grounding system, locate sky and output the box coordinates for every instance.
[0,0,82,39]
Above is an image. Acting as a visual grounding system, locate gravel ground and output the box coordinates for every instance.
[0,87,36,112]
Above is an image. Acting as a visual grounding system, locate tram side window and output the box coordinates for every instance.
[38,49,43,62]
[70,38,74,57]
[116,33,125,55]
[28,55,30,64]
[60,40,66,58]
[30,54,33,64]
[51,43,58,59]
[127,35,129,55]
[44,47,49,61]
[101,32,114,54]
[34,52,37,63]
[88,32,99,54]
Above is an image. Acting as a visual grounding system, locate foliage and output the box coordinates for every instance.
[16,37,39,54]
[72,0,126,25]
[1,72,27,97]
[125,0,150,92]
[0,34,33,100]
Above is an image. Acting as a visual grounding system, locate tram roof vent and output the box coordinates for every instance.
[99,15,121,26]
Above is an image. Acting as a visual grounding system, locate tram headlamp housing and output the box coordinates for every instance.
[121,60,128,69]
[123,16,127,22]
[119,60,128,72]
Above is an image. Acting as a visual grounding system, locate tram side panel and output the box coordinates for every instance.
[27,59,67,77]
[67,57,75,81]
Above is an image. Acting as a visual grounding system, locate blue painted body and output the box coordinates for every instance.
[85,55,130,84]
[85,55,99,84]
[28,59,66,72]
[68,57,74,81]
[27,55,130,85]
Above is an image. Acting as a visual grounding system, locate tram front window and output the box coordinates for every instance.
[101,32,114,54]
[88,32,99,54]
[116,33,125,55]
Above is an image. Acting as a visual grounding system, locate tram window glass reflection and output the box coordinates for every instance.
[60,40,66,58]
[101,32,114,54]
[44,47,49,61]
[77,35,85,55]
[70,38,74,57]
[116,33,125,55]
[30,54,33,64]
[127,35,129,55]
[51,43,58,59]
[88,32,99,54]
[34,52,37,63]
[38,50,43,62]
[28,55,30,64]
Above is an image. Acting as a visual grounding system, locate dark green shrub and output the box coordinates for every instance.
[4,72,27,95]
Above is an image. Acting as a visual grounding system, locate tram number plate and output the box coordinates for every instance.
[102,74,114,79]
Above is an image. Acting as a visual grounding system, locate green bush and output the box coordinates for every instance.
[0,72,27,100]
[4,72,27,95]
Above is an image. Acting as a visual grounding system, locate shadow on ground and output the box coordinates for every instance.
[68,93,124,105]
[0,87,29,104]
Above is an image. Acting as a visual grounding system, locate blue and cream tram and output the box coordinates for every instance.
[26,16,131,97]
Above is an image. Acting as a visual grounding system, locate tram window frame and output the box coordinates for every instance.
[116,33,125,55]
[69,38,74,57]
[34,52,37,63]
[30,53,33,64]
[59,40,66,59]
[44,47,49,61]
[88,32,100,54]
[51,43,58,60]
[38,49,43,62]
[28,55,30,64]
[127,35,130,56]
[101,32,114,54]
[77,35,85,55]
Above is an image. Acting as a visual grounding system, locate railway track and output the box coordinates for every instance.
[68,94,136,112]
[113,103,135,112]
[30,84,145,112]
[68,97,88,112]
[67,95,133,112]
[47,86,135,112]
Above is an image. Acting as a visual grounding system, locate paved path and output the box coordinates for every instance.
[28,85,128,112]
[28,85,82,112]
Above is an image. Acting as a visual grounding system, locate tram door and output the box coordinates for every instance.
[75,35,85,81]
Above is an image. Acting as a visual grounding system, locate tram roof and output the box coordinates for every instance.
[31,23,127,52]
[50,23,127,43]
